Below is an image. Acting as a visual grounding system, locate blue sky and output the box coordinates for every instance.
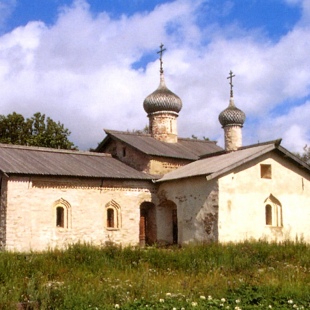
[0,0,309,152]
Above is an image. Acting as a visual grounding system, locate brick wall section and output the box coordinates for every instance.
[104,140,192,175]
[103,140,150,172]
[148,112,178,143]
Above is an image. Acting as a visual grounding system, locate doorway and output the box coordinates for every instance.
[139,202,155,246]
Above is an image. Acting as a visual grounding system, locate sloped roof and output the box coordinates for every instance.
[157,139,310,182]
[0,144,153,180]
[96,130,222,160]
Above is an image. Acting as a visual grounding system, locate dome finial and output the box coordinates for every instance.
[157,43,166,74]
[227,70,235,98]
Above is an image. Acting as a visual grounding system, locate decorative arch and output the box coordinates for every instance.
[105,200,121,229]
[264,194,282,227]
[158,200,178,245]
[53,198,71,229]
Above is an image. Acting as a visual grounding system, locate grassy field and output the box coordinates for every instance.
[0,241,309,309]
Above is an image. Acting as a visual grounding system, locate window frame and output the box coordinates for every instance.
[264,195,282,227]
[105,200,121,230]
[53,198,71,230]
[260,164,272,179]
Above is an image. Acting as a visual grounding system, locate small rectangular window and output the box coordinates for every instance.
[261,164,272,179]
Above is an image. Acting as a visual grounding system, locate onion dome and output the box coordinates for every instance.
[143,73,182,114]
[219,97,246,127]
[219,70,246,127]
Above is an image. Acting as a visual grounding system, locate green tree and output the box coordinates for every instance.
[190,134,209,141]
[295,145,310,164]
[128,125,149,134]
[0,112,76,149]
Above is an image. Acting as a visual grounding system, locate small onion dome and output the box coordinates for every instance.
[219,97,246,127]
[143,74,182,114]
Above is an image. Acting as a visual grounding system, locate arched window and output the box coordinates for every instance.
[105,200,121,229]
[265,204,272,225]
[53,198,71,229]
[107,208,115,228]
[264,194,282,227]
[56,206,65,227]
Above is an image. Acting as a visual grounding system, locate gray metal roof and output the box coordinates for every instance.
[157,140,310,182]
[0,144,153,180]
[97,130,222,160]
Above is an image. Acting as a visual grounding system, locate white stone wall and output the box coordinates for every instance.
[4,176,154,251]
[218,152,310,243]
[157,177,219,244]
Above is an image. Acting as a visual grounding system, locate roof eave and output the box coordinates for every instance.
[276,145,310,171]
[206,144,277,181]
[100,130,200,160]
[94,130,112,152]
[4,172,154,181]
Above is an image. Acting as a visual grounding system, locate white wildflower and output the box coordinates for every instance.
[221,298,226,302]
[208,295,213,300]
[191,301,198,307]
[159,298,164,303]
[200,295,206,300]
[115,304,120,309]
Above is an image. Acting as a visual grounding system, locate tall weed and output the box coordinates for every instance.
[0,241,309,309]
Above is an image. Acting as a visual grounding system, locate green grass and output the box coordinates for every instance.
[0,241,309,309]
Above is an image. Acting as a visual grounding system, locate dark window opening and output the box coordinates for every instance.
[265,204,272,225]
[107,208,114,228]
[56,207,64,227]
[172,209,178,244]
[261,164,272,179]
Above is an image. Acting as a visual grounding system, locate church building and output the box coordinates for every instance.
[0,46,309,251]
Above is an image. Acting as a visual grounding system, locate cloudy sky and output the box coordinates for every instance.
[0,0,309,152]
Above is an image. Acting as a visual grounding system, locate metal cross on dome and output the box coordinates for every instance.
[157,43,166,74]
[227,70,235,97]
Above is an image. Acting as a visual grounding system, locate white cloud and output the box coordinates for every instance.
[0,0,308,153]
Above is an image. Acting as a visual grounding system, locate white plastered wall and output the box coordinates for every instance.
[157,176,219,244]
[218,152,310,243]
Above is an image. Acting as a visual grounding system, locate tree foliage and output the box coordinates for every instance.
[128,125,149,134]
[295,145,310,164]
[0,112,76,149]
[190,134,209,141]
